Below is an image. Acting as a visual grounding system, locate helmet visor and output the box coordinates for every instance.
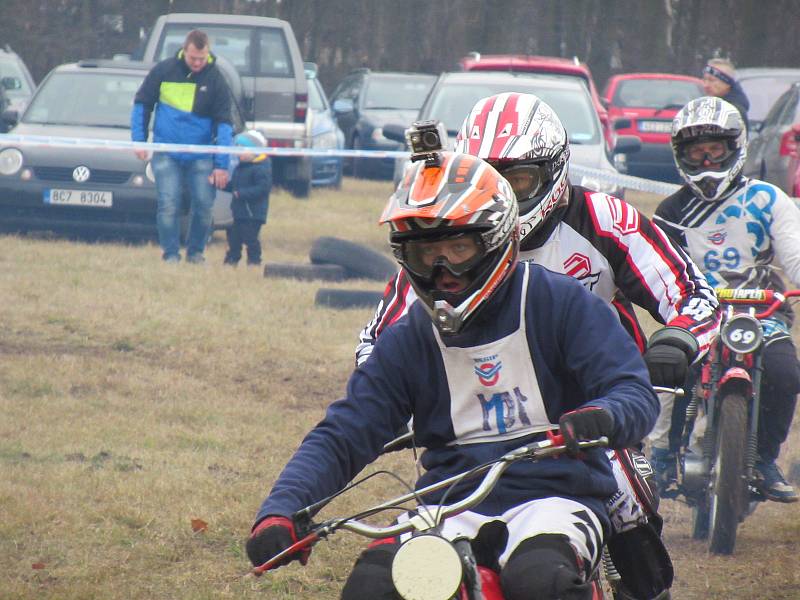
[493,163,549,200]
[402,232,487,280]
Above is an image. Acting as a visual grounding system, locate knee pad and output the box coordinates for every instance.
[340,542,402,600]
[501,534,592,600]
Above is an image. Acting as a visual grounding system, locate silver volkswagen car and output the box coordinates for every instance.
[0,59,233,238]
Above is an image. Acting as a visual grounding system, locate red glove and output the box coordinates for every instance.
[558,406,614,455]
[246,516,311,569]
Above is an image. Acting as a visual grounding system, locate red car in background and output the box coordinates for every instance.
[602,73,703,183]
[459,53,613,148]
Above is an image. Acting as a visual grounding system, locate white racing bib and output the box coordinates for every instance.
[433,264,555,444]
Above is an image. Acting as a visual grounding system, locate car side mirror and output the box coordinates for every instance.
[1,76,21,91]
[332,98,354,114]
[382,124,407,145]
[1,109,19,127]
[613,135,641,155]
[613,118,632,131]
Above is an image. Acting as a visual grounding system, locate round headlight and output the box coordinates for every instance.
[145,161,155,183]
[0,148,24,176]
[721,313,763,354]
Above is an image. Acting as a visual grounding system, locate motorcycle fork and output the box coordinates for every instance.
[744,353,763,481]
[453,537,484,600]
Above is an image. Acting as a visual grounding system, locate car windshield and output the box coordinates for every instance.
[307,78,327,111]
[23,71,144,128]
[739,75,800,123]
[157,24,292,77]
[424,80,600,144]
[613,79,702,109]
[363,75,434,110]
[0,57,33,97]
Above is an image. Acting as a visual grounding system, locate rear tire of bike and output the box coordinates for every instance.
[708,393,749,555]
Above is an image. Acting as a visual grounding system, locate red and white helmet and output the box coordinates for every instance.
[454,93,570,241]
[382,152,519,335]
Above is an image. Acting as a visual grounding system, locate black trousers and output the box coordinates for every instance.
[670,337,800,462]
[225,220,262,265]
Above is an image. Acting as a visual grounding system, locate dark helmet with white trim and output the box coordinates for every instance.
[671,96,747,202]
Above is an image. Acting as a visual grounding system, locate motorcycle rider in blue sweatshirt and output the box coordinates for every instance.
[245,149,658,599]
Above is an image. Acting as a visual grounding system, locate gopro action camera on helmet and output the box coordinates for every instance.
[407,120,448,164]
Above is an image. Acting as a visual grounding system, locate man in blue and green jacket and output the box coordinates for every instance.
[131,29,233,263]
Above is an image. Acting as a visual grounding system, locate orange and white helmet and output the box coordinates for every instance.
[381,152,518,335]
[454,93,570,241]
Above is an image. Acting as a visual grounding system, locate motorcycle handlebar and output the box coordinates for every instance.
[714,288,800,319]
[253,434,608,575]
[755,290,800,319]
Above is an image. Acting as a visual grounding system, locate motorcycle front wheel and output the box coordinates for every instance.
[707,393,749,555]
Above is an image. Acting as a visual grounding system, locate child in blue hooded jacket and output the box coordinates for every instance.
[222,130,272,266]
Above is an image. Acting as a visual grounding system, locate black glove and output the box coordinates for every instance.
[644,343,689,387]
[246,516,311,569]
[559,406,615,455]
[644,326,698,388]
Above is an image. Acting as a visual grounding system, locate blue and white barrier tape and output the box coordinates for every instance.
[570,164,680,196]
[0,133,410,159]
[0,133,681,196]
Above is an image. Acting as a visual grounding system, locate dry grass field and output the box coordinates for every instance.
[1,179,799,598]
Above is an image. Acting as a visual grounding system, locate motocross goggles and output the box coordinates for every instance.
[677,136,738,169]
[401,231,487,281]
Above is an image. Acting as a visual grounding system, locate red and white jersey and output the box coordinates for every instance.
[356,185,721,366]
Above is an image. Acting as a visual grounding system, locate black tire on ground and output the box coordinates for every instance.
[288,177,311,199]
[263,262,347,281]
[310,236,397,281]
[708,393,749,555]
[314,288,383,309]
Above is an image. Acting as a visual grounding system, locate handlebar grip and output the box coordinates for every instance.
[251,531,320,576]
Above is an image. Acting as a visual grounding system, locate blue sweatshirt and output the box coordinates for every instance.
[255,264,658,529]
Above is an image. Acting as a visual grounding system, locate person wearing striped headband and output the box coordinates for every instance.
[702,58,750,131]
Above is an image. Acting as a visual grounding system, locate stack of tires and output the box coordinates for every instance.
[263,236,395,309]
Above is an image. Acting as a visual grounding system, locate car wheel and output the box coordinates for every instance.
[263,262,347,281]
[332,162,343,190]
[315,288,383,309]
[343,135,356,176]
[352,135,368,179]
[309,236,397,281]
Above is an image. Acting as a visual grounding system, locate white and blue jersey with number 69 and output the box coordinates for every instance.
[654,178,800,327]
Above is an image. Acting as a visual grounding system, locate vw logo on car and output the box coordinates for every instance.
[72,165,91,183]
